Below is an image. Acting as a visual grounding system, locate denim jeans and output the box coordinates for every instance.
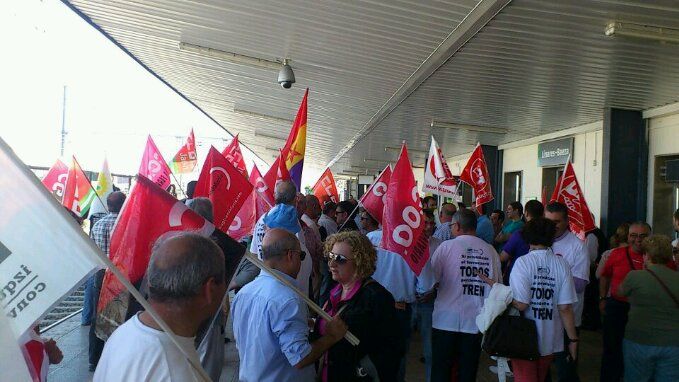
[623,339,679,382]
[413,300,434,382]
[81,275,95,325]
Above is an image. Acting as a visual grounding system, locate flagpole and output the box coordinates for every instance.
[337,202,360,232]
[72,156,108,214]
[555,155,571,199]
[244,252,360,346]
[169,171,187,198]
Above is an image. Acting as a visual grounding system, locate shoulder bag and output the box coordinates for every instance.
[482,306,540,360]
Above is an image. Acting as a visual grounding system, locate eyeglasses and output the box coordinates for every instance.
[288,249,306,261]
[629,233,649,240]
[325,251,353,264]
[360,216,368,221]
[336,210,347,214]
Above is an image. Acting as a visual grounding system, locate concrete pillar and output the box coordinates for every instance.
[601,108,648,237]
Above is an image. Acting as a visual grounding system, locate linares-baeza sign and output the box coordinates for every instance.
[537,137,574,167]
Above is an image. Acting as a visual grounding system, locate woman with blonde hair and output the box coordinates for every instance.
[595,222,630,280]
[315,231,403,381]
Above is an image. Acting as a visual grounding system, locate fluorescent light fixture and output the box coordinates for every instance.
[234,108,294,125]
[178,42,284,70]
[430,120,508,134]
[605,22,679,44]
[254,131,288,141]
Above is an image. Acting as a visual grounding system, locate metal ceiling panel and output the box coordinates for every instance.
[64,0,679,179]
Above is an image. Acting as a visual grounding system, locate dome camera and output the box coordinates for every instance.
[277,59,295,89]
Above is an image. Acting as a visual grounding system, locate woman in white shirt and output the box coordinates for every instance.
[481,217,579,382]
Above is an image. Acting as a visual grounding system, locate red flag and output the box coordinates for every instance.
[41,159,69,202]
[381,145,429,276]
[221,134,248,177]
[251,164,272,219]
[262,154,291,202]
[97,175,215,337]
[194,147,254,232]
[459,144,494,208]
[139,135,172,189]
[312,168,339,205]
[359,165,391,225]
[168,128,197,174]
[549,161,595,240]
[62,156,96,217]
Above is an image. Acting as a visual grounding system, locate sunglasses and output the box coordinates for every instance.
[288,249,306,261]
[325,251,353,264]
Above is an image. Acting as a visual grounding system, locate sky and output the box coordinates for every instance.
[0,0,272,187]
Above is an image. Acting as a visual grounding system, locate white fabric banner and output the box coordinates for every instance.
[0,313,32,382]
[0,137,103,338]
[422,136,458,197]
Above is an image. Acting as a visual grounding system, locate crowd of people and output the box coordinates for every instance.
[75,179,679,382]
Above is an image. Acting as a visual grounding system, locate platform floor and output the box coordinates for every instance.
[46,313,602,382]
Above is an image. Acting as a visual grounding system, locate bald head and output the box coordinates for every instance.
[261,228,300,261]
[274,180,297,205]
[147,232,224,303]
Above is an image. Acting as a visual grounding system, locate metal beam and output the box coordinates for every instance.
[326,0,512,168]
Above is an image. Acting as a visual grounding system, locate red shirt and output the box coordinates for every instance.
[601,247,644,302]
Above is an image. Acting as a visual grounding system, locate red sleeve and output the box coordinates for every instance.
[667,260,677,271]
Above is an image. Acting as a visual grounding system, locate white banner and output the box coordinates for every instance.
[0,137,103,338]
[422,136,458,197]
[0,313,32,381]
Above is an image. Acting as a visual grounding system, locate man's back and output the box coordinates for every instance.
[94,314,200,382]
[231,271,315,382]
[431,234,501,333]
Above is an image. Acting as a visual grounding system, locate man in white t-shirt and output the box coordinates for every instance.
[546,202,589,381]
[94,233,227,382]
[430,209,501,382]
[250,181,312,297]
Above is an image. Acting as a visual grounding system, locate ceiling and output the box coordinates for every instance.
[64,0,679,179]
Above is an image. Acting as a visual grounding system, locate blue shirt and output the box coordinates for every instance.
[433,221,454,242]
[502,230,530,284]
[476,215,495,245]
[231,270,315,382]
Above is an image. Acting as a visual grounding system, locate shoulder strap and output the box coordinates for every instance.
[646,269,679,309]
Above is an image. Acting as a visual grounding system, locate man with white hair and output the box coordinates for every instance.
[94,233,227,381]
[250,180,313,296]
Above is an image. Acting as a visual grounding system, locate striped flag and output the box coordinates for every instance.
[169,128,197,174]
[63,156,96,218]
[281,89,308,190]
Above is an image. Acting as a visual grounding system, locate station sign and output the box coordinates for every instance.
[537,137,574,167]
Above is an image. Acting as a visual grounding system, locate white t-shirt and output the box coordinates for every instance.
[94,313,201,382]
[510,249,578,356]
[367,230,417,303]
[317,214,338,236]
[552,231,589,326]
[416,237,442,294]
[431,234,501,333]
[250,212,312,297]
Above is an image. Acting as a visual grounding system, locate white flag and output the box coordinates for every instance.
[89,157,114,217]
[0,137,103,338]
[0,313,32,382]
[422,136,458,197]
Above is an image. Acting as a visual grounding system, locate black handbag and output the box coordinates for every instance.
[482,307,540,360]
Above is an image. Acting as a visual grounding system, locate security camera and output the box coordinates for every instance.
[277,59,295,89]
